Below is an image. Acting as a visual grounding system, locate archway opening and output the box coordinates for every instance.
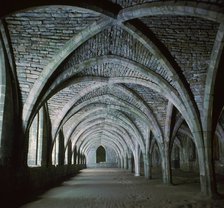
[96,146,106,163]
[151,141,162,179]
[171,134,200,186]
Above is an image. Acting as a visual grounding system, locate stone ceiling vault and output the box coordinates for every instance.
[1,0,224,195]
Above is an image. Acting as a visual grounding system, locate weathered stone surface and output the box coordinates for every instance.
[1,1,224,201]
[140,15,219,115]
[125,83,168,129]
[109,0,224,8]
[5,7,101,103]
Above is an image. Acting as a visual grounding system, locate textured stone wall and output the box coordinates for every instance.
[126,84,168,129]
[1,0,224,198]
[5,7,101,103]
[87,145,118,168]
[109,0,224,8]
[140,15,219,114]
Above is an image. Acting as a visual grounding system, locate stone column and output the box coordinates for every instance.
[67,140,72,165]
[144,153,152,179]
[79,153,82,165]
[124,155,128,169]
[37,107,44,166]
[145,130,152,179]
[120,157,124,169]
[117,157,121,168]
[134,143,140,176]
[191,130,217,196]
[83,155,86,166]
[200,22,224,196]
[27,114,38,166]
[81,154,84,165]
[73,147,77,165]
[58,130,65,166]
[200,131,217,196]
[40,105,50,167]
[0,29,19,168]
[219,140,224,163]
[148,153,152,179]
[161,142,172,184]
[77,150,81,165]
[127,154,132,172]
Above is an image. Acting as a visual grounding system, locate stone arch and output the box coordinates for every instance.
[118,2,224,23]
[77,128,129,155]
[81,134,125,159]
[23,55,177,134]
[68,121,134,158]
[77,123,134,152]
[1,0,222,196]
[22,19,113,131]
[8,4,220,193]
[0,26,19,166]
[0,33,6,149]
[52,85,163,146]
[43,74,207,190]
[59,100,155,144]
[83,139,122,167]
[216,123,224,144]
[47,74,201,152]
[96,146,106,163]
[150,139,162,169]
[66,111,145,153]
[83,139,121,159]
[170,117,185,148]
[29,54,200,144]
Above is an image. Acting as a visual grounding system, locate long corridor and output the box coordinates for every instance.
[21,168,224,208]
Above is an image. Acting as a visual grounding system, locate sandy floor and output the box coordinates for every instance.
[20,168,224,208]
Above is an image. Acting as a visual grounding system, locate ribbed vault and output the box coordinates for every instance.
[1,0,224,198]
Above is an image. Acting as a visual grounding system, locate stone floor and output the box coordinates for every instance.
[20,168,224,208]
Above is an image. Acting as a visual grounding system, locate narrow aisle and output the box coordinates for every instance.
[21,168,223,208]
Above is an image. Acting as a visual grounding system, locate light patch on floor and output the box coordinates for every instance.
[21,168,224,208]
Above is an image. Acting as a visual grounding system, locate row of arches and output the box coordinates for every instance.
[0,0,224,200]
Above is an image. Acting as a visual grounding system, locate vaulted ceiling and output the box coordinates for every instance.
[1,0,224,156]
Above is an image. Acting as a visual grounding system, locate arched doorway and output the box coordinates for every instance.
[96,146,106,163]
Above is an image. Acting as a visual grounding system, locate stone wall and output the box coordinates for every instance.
[87,146,118,168]
[5,7,101,103]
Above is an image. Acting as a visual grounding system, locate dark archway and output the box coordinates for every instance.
[96,146,106,163]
